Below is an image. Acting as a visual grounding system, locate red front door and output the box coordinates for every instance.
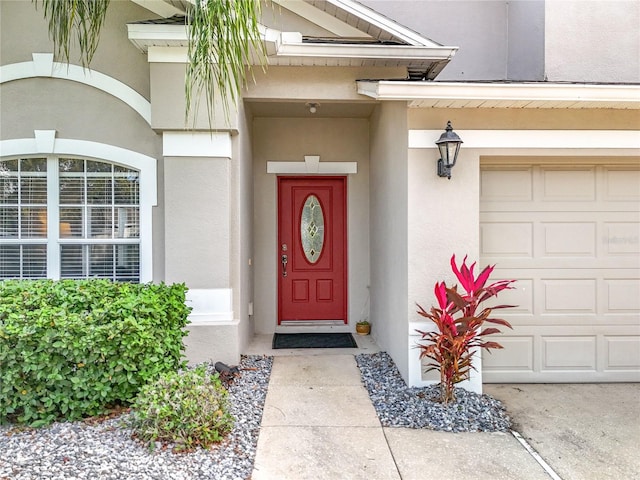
[277,176,347,324]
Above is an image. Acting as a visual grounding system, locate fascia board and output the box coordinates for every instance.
[275,43,457,61]
[129,23,291,45]
[357,81,640,106]
[325,0,443,47]
[128,23,300,52]
[127,23,188,44]
[131,24,457,67]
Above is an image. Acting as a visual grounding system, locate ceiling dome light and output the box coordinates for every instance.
[306,102,320,114]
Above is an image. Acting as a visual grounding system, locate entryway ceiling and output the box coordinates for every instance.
[245,100,377,118]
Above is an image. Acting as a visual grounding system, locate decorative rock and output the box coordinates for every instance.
[355,352,511,432]
[0,355,273,480]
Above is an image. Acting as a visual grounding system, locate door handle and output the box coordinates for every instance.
[281,254,288,277]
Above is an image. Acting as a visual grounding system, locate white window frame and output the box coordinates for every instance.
[0,132,157,282]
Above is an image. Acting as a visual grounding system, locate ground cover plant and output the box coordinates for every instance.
[0,279,191,426]
[128,366,234,452]
[416,255,515,403]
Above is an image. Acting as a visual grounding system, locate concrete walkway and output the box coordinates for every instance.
[252,355,399,479]
[252,355,551,480]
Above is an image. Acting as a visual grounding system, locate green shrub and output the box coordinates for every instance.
[128,366,234,452]
[0,279,191,427]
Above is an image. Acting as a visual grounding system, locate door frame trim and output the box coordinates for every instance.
[268,155,357,174]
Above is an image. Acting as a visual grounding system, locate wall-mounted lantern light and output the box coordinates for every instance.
[436,121,463,179]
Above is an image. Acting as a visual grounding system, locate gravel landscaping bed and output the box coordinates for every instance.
[2,351,511,480]
[356,351,511,432]
[0,355,272,480]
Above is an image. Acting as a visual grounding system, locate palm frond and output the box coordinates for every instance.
[185,0,267,126]
[33,0,110,67]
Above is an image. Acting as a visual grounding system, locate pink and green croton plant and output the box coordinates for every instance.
[417,255,516,404]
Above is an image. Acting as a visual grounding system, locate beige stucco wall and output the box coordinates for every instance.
[407,148,480,319]
[0,0,157,155]
[369,102,410,380]
[149,63,238,131]
[252,117,370,334]
[163,157,230,287]
[0,1,165,282]
[234,101,255,353]
[0,1,153,96]
[245,66,407,101]
[545,0,640,83]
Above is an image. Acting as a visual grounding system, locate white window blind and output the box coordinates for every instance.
[0,157,141,282]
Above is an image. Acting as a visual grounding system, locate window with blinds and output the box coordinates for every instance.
[0,158,47,278]
[0,157,141,282]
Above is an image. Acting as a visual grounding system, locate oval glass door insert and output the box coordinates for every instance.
[301,194,325,263]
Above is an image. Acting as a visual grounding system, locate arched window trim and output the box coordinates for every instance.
[0,132,156,282]
[0,54,151,125]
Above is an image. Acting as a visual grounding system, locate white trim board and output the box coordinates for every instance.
[409,130,640,150]
[142,41,454,68]
[0,54,151,125]
[358,81,640,110]
[163,132,232,158]
[324,0,443,47]
[267,155,357,174]
[186,288,234,324]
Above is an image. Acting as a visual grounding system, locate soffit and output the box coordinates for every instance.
[357,81,640,109]
[245,100,377,118]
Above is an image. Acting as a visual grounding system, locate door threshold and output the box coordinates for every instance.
[280,320,345,327]
[276,322,351,334]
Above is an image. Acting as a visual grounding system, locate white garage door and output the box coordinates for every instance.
[480,162,640,383]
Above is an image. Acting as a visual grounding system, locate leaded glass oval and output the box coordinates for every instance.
[301,194,324,263]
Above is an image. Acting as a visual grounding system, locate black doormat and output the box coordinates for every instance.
[272,332,358,349]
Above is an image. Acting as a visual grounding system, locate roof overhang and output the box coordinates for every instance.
[357,81,640,109]
[127,23,457,78]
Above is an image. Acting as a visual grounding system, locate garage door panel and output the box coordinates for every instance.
[542,336,597,370]
[504,314,639,328]
[480,202,638,213]
[490,277,533,314]
[542,222,596,256]
[542,278,596,313]
[604,168,640,201]
[482,258,634,269]
[541,167,596,201]
[481,163,640,382]
[492,269,638,326]
[605,336,640,369]
[605,279,640,312]
[482,336,534,372]
[480,222,533,256]
[604,222,640,255]
[480,167,533,202]
[483,327,640,382]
